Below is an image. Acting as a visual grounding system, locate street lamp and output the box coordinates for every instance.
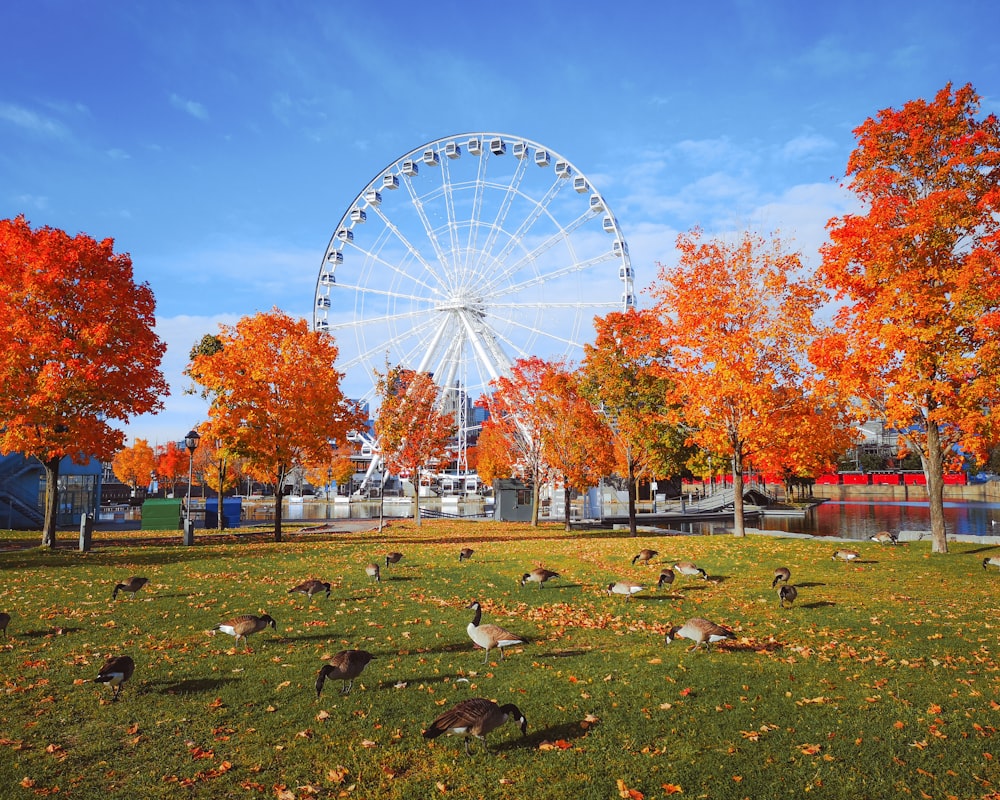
[183,429,200,544]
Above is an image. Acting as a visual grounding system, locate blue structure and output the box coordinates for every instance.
[0,453,102,529]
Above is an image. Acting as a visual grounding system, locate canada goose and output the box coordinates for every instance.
[423,697,527,755]
[365,563,381,582]
[0,611,9,638]
[657,568,675,588]
[212,613,276,651]
[771,567,791,588]
[982,556,1000,571]
[631,549,658,566]
[466,601,528,663]
[315,650,375,697]
[288,579,331,600]
[832,549,860,562]
[111,576,149,601]
[778,584,798,608]
[871,531,898,545]
[672,561,708,580]
[607,581,644,600]
[459,547,475,562]
[520,568,559,588]
[385,552,403,567]
[94,655,135,701]
[665,617,735,650]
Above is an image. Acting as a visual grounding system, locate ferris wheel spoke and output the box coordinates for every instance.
[325,305,436,334]
[480,207,598,296]
[481,173,573,282]
[337,311,443,372]
[492,248,622,300]
[474,156,531,278]
[326,280,439,309]
[400,172,454,285]
[365,204,450,293]
[339,238,443,297]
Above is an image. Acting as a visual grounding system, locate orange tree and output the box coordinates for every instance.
[814,83,1000,553]
[538,364,615,531]
[477,356,563,526]
[0,216,167,546]
[186,308,362,542]
[373,366,454,526]
[154,441,188,498]
[112,438,157,493]
[581,308,688,535]
[650,228,824,536]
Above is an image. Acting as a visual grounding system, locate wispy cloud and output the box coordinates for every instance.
[169,93,208,120]
[781,132,837,162]
[0,102,70,138]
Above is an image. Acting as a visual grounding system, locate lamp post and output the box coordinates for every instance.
[183,429,200,545]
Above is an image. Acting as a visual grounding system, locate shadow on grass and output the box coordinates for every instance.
[516,720,592,750]
[800,600,836,609]
[280,632,344,643]
[16,626,84,638]
[534,648,591,659]
[151,676,242,694]
[796,582,826,588]
[723,640,785,653]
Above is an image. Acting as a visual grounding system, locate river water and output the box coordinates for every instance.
[759,499,1000,540]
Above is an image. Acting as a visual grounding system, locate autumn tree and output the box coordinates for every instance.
[477,357,564,526]
[538,365,615,531]
[750,388,856,500]
[374,366,455,526]
[0,216,167,546]
[581,309,688,535]
[154,441,188,498]
[814,83,1000,553]
[650,228,824,536]
[186,308,362,542]
[112,438,157,493]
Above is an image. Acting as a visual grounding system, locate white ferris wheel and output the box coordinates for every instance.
[313,132,634,474]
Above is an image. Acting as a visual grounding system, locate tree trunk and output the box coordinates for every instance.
[414,465,422,527]
[732,449,746,537]
[924,422,948,553]
[41,455,60,548]
[273,483,284,543]
[217,458,227,532]
[530,480,540,527]
[626,457,638,537]
[563,482,572,531]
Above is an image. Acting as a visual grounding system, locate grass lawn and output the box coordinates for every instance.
[2,521,1000,799]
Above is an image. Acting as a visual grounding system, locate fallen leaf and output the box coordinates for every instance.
[662,785,684,795]
[361,739,377,748]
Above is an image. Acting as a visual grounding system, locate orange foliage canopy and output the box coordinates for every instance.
[814,82,1000,553]
[650,229,824,536]
[112,438,156,491]
[582,308,685,535]
[374,366,454,525]
[186,308,363,542]
[0,215,167,545]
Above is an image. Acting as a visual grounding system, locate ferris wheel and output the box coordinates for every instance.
[313,132,634,472]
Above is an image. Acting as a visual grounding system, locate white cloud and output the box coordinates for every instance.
[0,102,70,138]
[169,93,208,120]
[781,132,837,162]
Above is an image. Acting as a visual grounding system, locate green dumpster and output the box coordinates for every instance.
[141,499,182,530]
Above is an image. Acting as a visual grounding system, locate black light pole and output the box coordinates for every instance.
[184,429,200,545]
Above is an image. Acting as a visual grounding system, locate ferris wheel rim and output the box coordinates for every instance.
[313,131,635,412]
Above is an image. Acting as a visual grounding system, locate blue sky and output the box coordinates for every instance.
[3,0,998,447]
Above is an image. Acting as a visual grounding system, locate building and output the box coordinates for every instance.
[0,453,103,529]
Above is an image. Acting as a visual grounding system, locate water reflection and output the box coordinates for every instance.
[763,500,1000,540]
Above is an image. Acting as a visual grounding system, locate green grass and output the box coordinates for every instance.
[2,522,1000,799]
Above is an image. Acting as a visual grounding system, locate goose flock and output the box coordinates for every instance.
[4,531,974,759]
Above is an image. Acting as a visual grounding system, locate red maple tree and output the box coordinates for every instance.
[0,216,167,545]
[815,83,1000,553]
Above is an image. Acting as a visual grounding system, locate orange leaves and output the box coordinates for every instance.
[616,779,644,799]
[374,366,455,515]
